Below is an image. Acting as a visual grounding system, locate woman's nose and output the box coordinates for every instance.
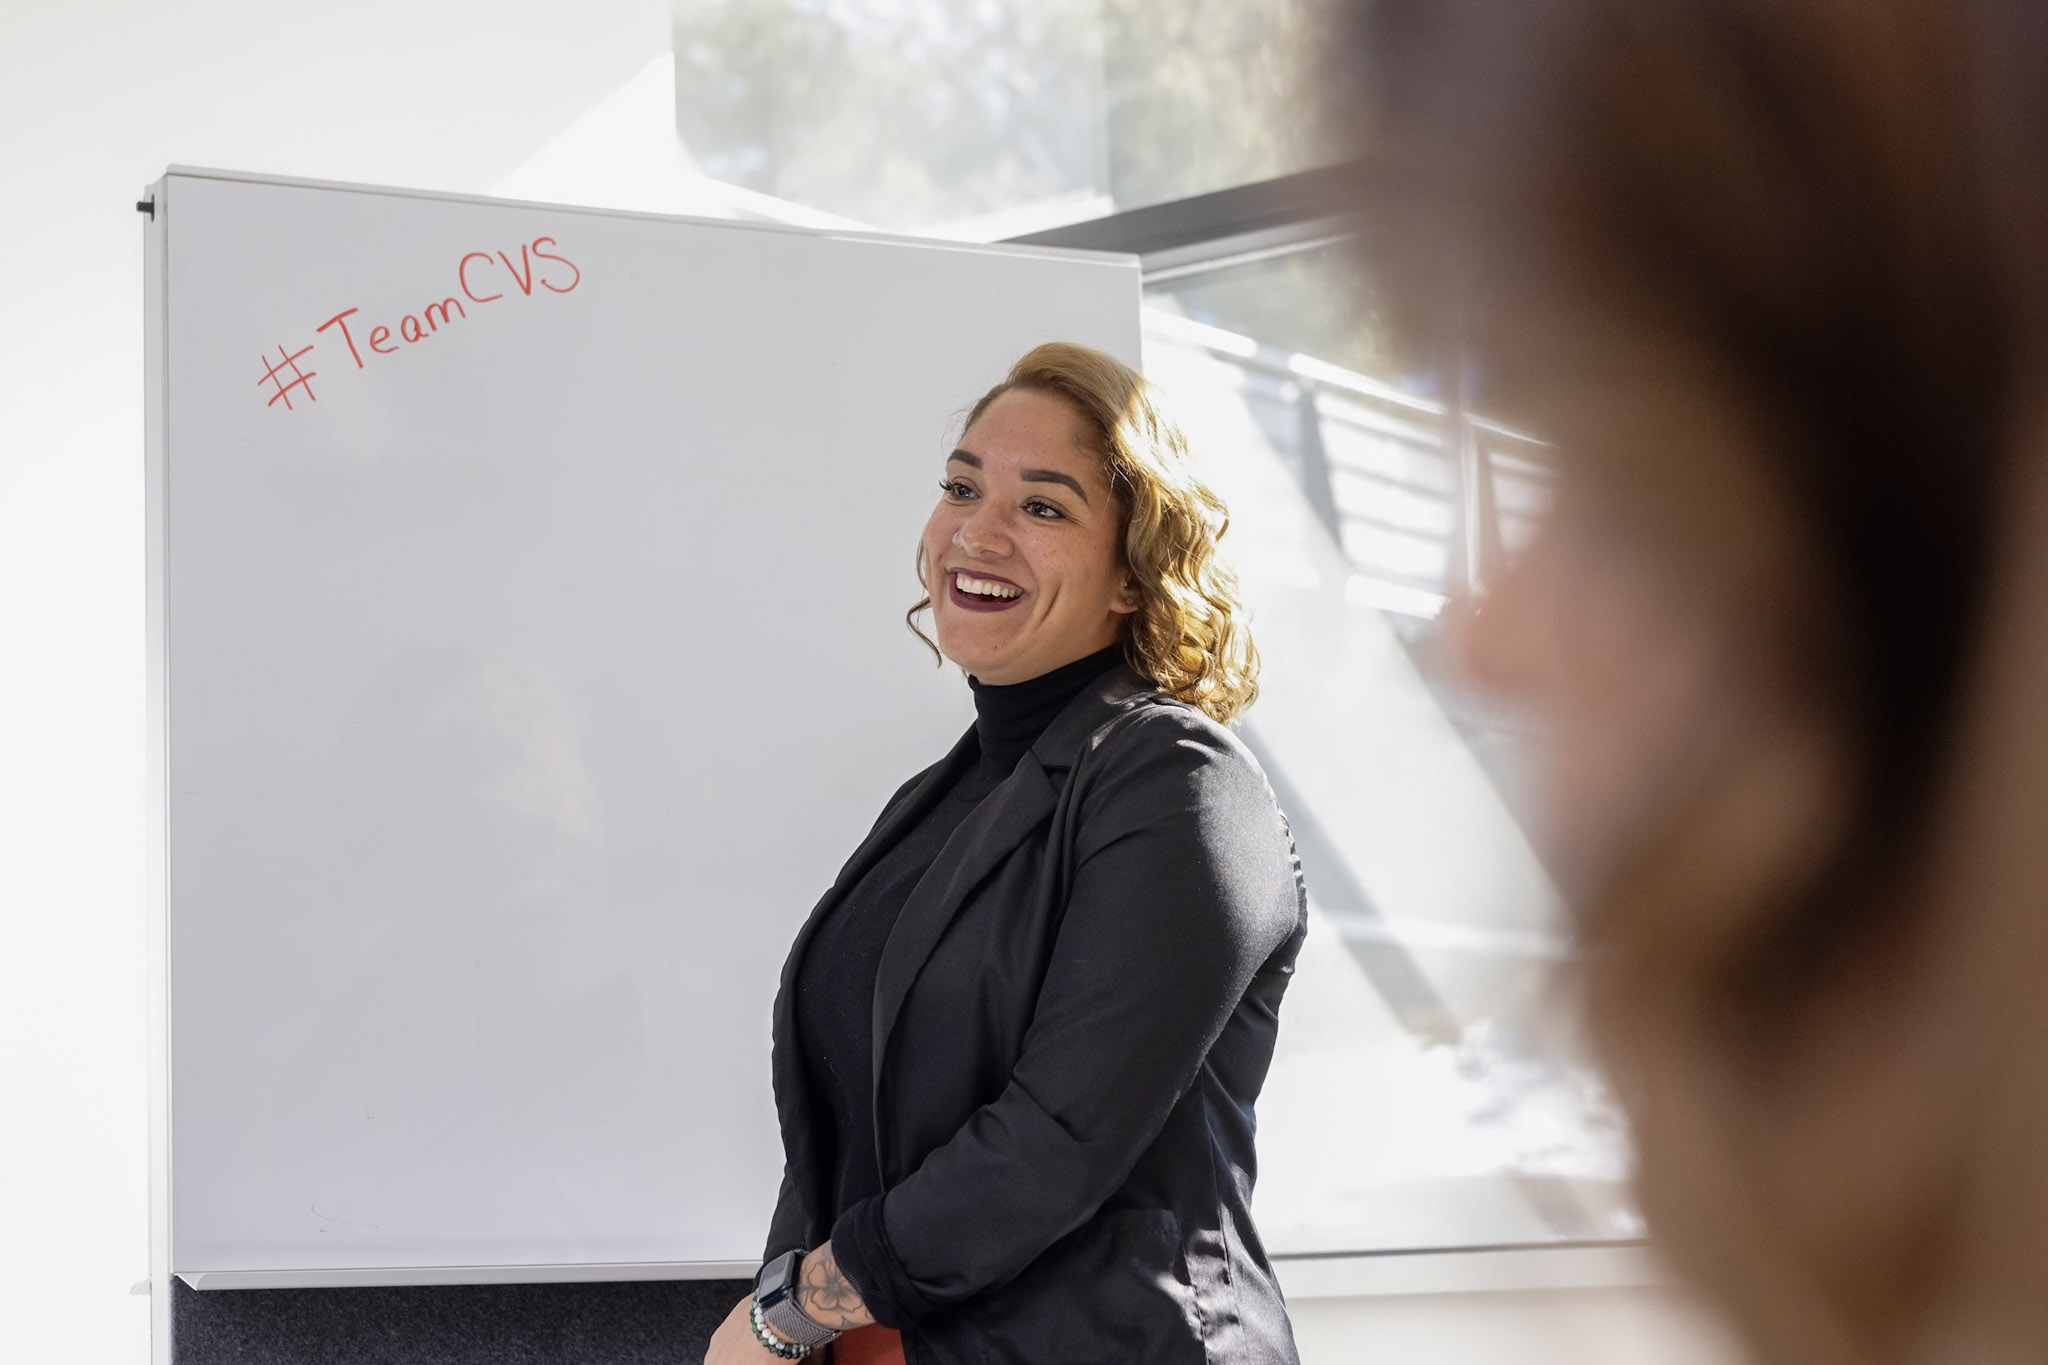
[953,507,1009,557]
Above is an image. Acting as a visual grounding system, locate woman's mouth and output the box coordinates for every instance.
[947,569,1027,613]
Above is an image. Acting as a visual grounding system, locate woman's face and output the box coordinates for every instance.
[920,388,1138,686]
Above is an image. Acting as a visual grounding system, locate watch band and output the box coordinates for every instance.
[749,1297,815,1359]
[759,1289,841,1351]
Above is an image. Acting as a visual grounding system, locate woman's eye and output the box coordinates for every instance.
[1024,499,1064,520]
[939,478,975,500]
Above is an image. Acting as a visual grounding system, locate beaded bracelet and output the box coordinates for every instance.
[749,1297,813,1359]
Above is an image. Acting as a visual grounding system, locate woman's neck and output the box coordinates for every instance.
[967,644,1125,781]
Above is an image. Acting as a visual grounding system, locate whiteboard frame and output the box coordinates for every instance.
[142,166,1139,1300]
[174,1243,1664,1296]
[156,163,1128,262]
[176,1259,761,1291]
[143,176,174,1358]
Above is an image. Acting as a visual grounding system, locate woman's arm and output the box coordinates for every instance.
[831,709,1304,1327]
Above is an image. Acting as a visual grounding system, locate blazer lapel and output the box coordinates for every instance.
[834,729,979,898]
[775,723,978,1016]
[1029,662,1152,774]
[868,662,1154,1078]
[769,723,978,1239]
[868,752,1059,1076]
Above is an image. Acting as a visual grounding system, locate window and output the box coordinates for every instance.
[1144,251,1637,1253]
[671,0,1337,237]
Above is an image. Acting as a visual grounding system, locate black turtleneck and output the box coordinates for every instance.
[796,644,1124,1220]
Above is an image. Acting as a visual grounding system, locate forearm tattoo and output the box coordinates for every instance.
[796,1242,874,1330]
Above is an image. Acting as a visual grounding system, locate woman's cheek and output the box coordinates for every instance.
[920,516,951,579]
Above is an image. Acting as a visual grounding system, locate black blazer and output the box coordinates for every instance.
[766,665,1307,1365]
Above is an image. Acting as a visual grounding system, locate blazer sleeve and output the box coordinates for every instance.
[830,707,1304,1326]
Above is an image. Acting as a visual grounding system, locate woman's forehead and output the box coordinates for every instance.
[957,390,1102,479]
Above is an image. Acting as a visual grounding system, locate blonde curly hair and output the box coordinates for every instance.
[910,342,1260,725]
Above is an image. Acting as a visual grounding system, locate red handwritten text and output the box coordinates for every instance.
[263,235,581,409]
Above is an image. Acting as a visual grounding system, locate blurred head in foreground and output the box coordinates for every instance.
[1343,1,2048,1360]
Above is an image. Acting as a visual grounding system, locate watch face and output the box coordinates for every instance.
[757,1250,796,1301]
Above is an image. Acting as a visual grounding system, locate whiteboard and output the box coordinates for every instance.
[145,168,1139,1282]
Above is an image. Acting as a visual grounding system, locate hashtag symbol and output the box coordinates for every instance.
[258,343,318,410]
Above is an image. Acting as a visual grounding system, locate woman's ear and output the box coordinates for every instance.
[1112,577,1142,614]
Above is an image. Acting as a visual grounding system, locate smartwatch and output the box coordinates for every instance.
[752,1249,840,1357]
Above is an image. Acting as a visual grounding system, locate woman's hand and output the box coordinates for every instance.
[703,1294,781,1364]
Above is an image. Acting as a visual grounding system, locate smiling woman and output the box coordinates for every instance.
[706,343,1308,1365]
[910,343,1261,719]
[921,386,1138,684]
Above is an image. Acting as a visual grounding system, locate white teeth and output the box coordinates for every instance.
[953,571,1022,599]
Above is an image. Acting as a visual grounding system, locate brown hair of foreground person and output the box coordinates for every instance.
[1342,1,2048,1362]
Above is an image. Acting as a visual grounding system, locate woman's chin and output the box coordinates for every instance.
[933,627,1008,679]
[948,655,1006,682]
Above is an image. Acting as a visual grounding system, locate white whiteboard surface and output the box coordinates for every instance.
[146,168,1138,1282]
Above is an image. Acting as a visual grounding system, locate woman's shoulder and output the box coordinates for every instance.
[1066,691,1305,931]
[1071,688,1277,812]
[1082,685,1253,760]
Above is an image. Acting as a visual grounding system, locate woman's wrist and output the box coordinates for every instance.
[794,1241,876,1331]
[752,1247,842,1355]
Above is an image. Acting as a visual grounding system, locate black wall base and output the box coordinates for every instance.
[170,1275,750,1363]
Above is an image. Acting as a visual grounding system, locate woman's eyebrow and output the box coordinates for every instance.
[1021,469,1088,503]
[947,449,1090,504]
